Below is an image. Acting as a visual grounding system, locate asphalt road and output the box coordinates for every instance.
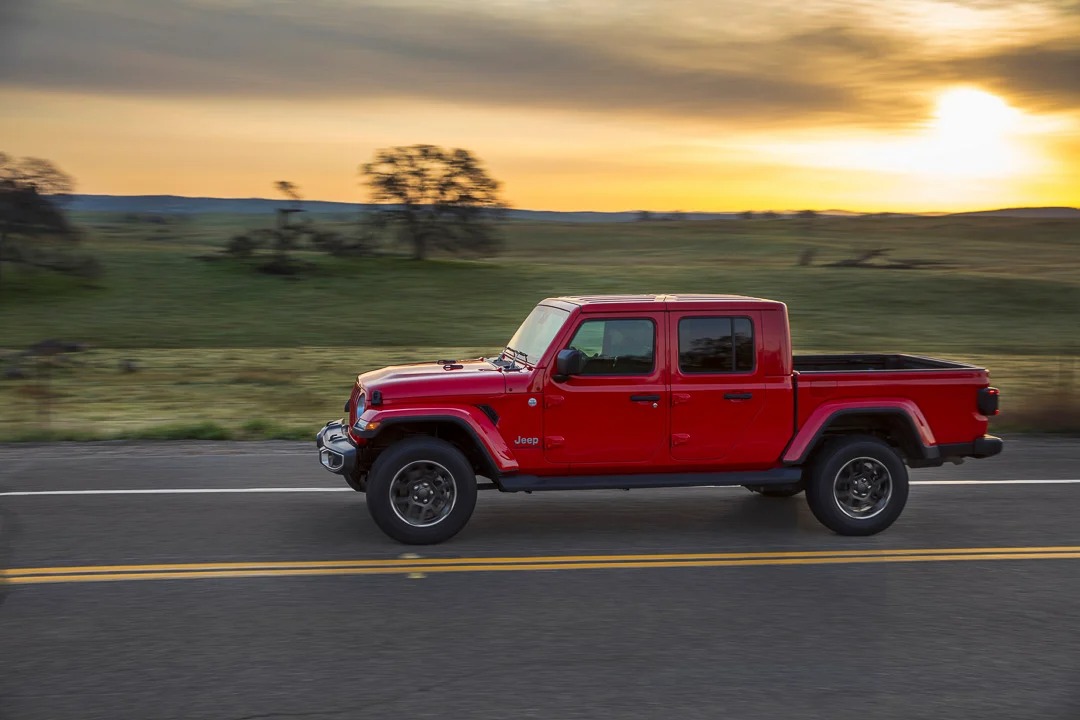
[1,435,1079,720]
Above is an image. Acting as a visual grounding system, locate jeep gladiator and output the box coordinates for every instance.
[316,294,1002,544]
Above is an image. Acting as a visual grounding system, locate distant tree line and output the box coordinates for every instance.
[0,143,508,289]
[634,209,821,221]
[634,211,690,222]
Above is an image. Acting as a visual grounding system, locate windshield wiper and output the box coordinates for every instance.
[484,349,515,369]
[503,346,528,368]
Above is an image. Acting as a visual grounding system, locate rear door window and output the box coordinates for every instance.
[678,317,754,373]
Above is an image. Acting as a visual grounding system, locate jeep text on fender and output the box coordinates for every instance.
[316,295,1002,544]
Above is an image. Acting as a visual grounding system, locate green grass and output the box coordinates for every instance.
[1,213,1078,439]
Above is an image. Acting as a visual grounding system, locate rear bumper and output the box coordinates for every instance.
[936,434,1004,460]
[315,420,357,476]
[972,434,1004,458]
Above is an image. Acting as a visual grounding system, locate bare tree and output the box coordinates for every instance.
[224,181,310,274]
[275,181,303,215]
[0,153,98,292]
[224,181,382,273]
[0,153,75,197]
[361,144,505,260]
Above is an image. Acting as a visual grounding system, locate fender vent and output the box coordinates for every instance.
[477,404,499,425]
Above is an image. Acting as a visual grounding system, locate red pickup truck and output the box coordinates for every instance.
[317,294,1001,544]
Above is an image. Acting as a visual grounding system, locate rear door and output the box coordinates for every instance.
[543,312,669,466]
[668,311,767,463]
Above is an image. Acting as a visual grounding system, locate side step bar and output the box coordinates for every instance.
[497,467,802,493]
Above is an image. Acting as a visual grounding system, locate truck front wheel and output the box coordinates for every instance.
[804,435,909,536]
[365,437,478,545]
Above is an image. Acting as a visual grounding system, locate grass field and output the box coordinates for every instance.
[1,212,1078,439]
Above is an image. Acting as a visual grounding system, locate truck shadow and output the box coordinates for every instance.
[301,490,837,551]
[465,491,822,542]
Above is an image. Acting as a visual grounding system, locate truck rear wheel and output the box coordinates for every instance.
[804,435,908,536]
[365,437,478,545]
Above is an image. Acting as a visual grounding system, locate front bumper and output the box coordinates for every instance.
[315,420,357,476]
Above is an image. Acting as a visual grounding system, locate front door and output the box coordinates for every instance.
[543,313,668,466]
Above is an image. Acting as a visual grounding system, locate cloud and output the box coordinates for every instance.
[947,0,1079,9]
[0,1,861,121]
[1,0,1077,128]
[952,42,1080,108]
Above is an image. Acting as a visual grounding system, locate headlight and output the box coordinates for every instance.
[352,393,368,430]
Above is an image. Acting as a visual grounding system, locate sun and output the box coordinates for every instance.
[931,87,1021,143]
[736,83,1053,208]
[912,87,1033,180]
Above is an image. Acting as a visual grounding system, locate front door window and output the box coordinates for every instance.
[568,318,656,375]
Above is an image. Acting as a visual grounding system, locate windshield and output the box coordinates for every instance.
[504,305,570,364]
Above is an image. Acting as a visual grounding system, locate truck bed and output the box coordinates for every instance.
[793,353,980,373]
[792,354,992,448]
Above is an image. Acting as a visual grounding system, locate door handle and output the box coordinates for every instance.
[630,394,661,402]
[724,392,753,400]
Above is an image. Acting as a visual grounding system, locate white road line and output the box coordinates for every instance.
[1,479,1079,496]
[912,479,1080,485]
[0,488,353,496]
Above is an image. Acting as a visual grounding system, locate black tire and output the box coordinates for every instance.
[746,485,803,498]
[804,435,909,536]
[365,437,477,545]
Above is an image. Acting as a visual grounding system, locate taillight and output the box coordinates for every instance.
[978,387,1000,416]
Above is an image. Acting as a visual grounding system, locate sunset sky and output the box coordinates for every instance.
[2,0,1078,212]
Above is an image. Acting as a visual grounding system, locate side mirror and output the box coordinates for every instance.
[554,348,586,381]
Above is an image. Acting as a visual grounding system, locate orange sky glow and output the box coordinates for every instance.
[1,0,1078,212]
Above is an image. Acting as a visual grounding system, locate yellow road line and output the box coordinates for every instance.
[12,545,1080,576]
[6,548,1080,585]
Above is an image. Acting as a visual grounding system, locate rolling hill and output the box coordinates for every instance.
[65,194,1080,222]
